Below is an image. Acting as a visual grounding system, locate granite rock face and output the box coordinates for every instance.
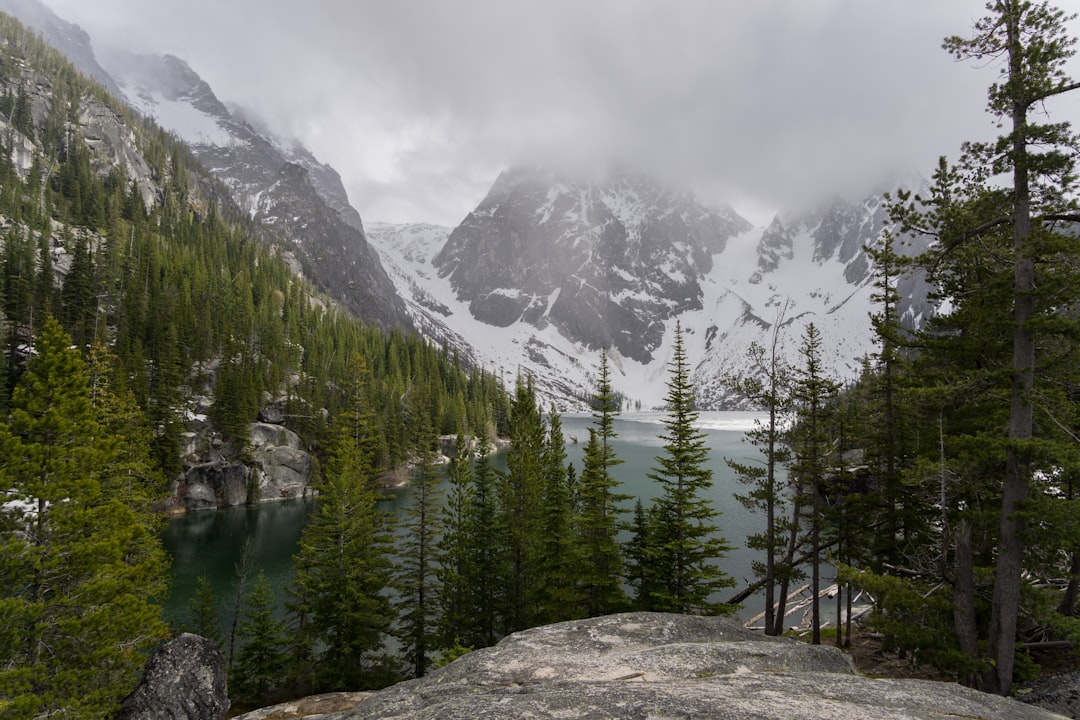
[434,167,751,364]
[249,422,313,502]
[180,459,251,510]
[116,633,229,720]
[99,51,410,330]
[324,613,1062,720]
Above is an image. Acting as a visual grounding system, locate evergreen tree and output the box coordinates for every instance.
[395,395,443,678]
[11,84,33,140]
[463,437,501,648]
[625,498,657,610]
[861,230,919,566]
[437,432,474,650]
[725,303,795,635]
[232,570,286,707]
[942,1,1080,693]
[0,318,168,718]
[188,574,224,645]
[575,350,630,616]
[494,375,546,633]
[646,322,734,614]
[289,358,396,691]
[536,406,582,623]
[788,323,839,644]
[60,232,95,348]
[872,1,1080,689]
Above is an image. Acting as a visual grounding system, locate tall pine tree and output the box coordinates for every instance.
[575,350,629,616]
[0,318,169,718]
[646,322,734,614]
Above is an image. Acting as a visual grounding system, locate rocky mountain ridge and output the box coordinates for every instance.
[11,0,936,410]
[369,170,934,410]
[435,166,752,364]
[97,49,409,328]
[2,0,409,330]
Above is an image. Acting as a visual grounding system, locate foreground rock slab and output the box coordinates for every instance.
[117,633,229,720]
[322,612,1063,720]
[233,692,370,719]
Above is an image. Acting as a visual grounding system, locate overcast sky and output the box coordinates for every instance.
[37,0,1080,227]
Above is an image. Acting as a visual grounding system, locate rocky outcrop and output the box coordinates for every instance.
[175,423,314,510]
[317,613,1060,720]
[116,633,229,720]
[180,459,251,510]
[0,0,124,98]
[249,422,313,502]
[233,693,370,720]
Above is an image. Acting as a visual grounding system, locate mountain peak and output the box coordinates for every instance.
[434,166,751,365]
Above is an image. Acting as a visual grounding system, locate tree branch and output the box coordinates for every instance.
[1040,213,1080,224]
[1027,80,1080,107]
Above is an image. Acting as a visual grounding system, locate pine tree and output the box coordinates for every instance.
[60,232,96,348]
[437,432,473,650]
[625,498,657,610]
[942,1,1080,692]
[724,303,794,635]
[495,375,546,633]
[395,394,443,678]
[188,575,224,645]
[464,437,501,648]
[646,322,734,614]
[874,1,1080,689]
[0,318,169,718]
[232,570,286,707]
[863,230,919,567]
[536,406,582,623]
[788,322,840,644]
[575,350,630,616]
[289,357,396,691]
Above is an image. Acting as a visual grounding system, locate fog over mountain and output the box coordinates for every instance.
[9,0,1076,408]
[40,0,1080,227]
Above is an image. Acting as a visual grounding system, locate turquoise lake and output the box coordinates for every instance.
[161,411,796,628]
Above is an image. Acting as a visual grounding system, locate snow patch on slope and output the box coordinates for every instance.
[120,85,234,147]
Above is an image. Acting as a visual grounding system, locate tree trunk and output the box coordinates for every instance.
[984,8,1034,694]
[1057,551,1080,616]
[953,520,980,688]
[775,496,803,633]
[764,414,777,635]
[811,500,820,645]
[835,569,843,648]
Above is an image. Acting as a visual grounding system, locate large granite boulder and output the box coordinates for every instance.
[116,633,229,720]
[180,459,250,510]
[320,613,1062,720]
[248,422,313,502]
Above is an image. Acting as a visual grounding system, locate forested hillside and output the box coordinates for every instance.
[0,14,508,716]
[0,12,508,469]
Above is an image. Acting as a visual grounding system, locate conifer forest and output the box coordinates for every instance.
[1,1,1080,716]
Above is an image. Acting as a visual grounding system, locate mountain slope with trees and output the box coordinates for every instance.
[0,13,508,712]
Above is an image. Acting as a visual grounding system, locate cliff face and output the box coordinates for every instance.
[235,613,1061,720]
[434,167,751,365]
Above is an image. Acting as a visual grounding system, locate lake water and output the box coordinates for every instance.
[160,411,783,629]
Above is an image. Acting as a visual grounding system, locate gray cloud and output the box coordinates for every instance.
[39,0,1080,226]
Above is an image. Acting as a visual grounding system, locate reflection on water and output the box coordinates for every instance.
[162,411,778,627]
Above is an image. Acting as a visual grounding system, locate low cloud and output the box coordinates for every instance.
[42,0,1079,225]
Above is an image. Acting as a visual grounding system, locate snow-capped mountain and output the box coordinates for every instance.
[435,167,752,365]
[2,0,408,329]
[93,49,409,328]
[369,170,933,410]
